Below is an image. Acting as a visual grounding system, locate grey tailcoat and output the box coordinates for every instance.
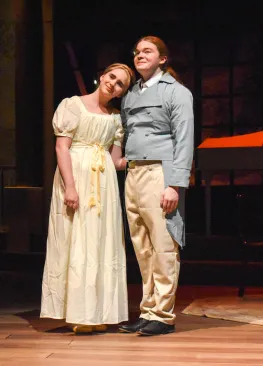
[121,72,194,247]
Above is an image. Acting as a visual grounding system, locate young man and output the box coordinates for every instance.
[119,36,194,336]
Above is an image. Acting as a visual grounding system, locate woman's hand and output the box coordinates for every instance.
[110,144,127,170]
[55,136,78,210]
[64,186,79,210]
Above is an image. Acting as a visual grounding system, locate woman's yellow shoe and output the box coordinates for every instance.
[92,324,107,332]
[72,325,93,333]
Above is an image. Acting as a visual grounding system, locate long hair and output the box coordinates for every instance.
[134,36,180,81]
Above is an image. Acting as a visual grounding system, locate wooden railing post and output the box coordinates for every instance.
[42,0,54,230]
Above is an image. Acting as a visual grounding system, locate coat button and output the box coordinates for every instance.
[145,133,149,137]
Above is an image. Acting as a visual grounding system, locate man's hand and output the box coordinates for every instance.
[160,186,179,214]
[64,187,79,210]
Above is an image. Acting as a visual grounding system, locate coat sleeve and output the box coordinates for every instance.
[168,86,194,188]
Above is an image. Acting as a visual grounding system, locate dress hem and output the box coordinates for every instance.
[40,315,129,325]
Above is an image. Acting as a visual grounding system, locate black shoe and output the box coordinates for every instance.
[119,318,150,333]
[137,320,175,336]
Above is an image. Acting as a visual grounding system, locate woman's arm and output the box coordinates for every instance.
[56,136,79,210]
[110,144,127,170]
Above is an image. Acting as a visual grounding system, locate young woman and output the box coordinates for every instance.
[40,63,135,333]
[119,36,194,336]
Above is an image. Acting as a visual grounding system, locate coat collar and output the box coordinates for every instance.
[135,72,175,86]
[123,72,176,111]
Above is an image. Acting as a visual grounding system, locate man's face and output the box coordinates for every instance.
[133,40,166,73]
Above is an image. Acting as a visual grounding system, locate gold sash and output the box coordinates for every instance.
[71,141,107,215]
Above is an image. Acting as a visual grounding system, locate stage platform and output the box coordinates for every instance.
[1,285,263,366]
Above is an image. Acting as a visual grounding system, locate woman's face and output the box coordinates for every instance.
[133,40,167,74]
[100,68,130,98]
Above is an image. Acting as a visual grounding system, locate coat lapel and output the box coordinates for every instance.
[124,83,162,112]
[124,73,175,112]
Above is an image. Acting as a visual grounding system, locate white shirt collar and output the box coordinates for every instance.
[140,71,163,90]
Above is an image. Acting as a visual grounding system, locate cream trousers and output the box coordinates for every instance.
[125,163,180,325]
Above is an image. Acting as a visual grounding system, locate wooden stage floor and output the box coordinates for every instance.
[1,285,263,366]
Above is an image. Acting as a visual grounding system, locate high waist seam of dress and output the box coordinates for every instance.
[71,142,110,150]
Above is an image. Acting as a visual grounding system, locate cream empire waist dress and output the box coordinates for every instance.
[40,96,128,325]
